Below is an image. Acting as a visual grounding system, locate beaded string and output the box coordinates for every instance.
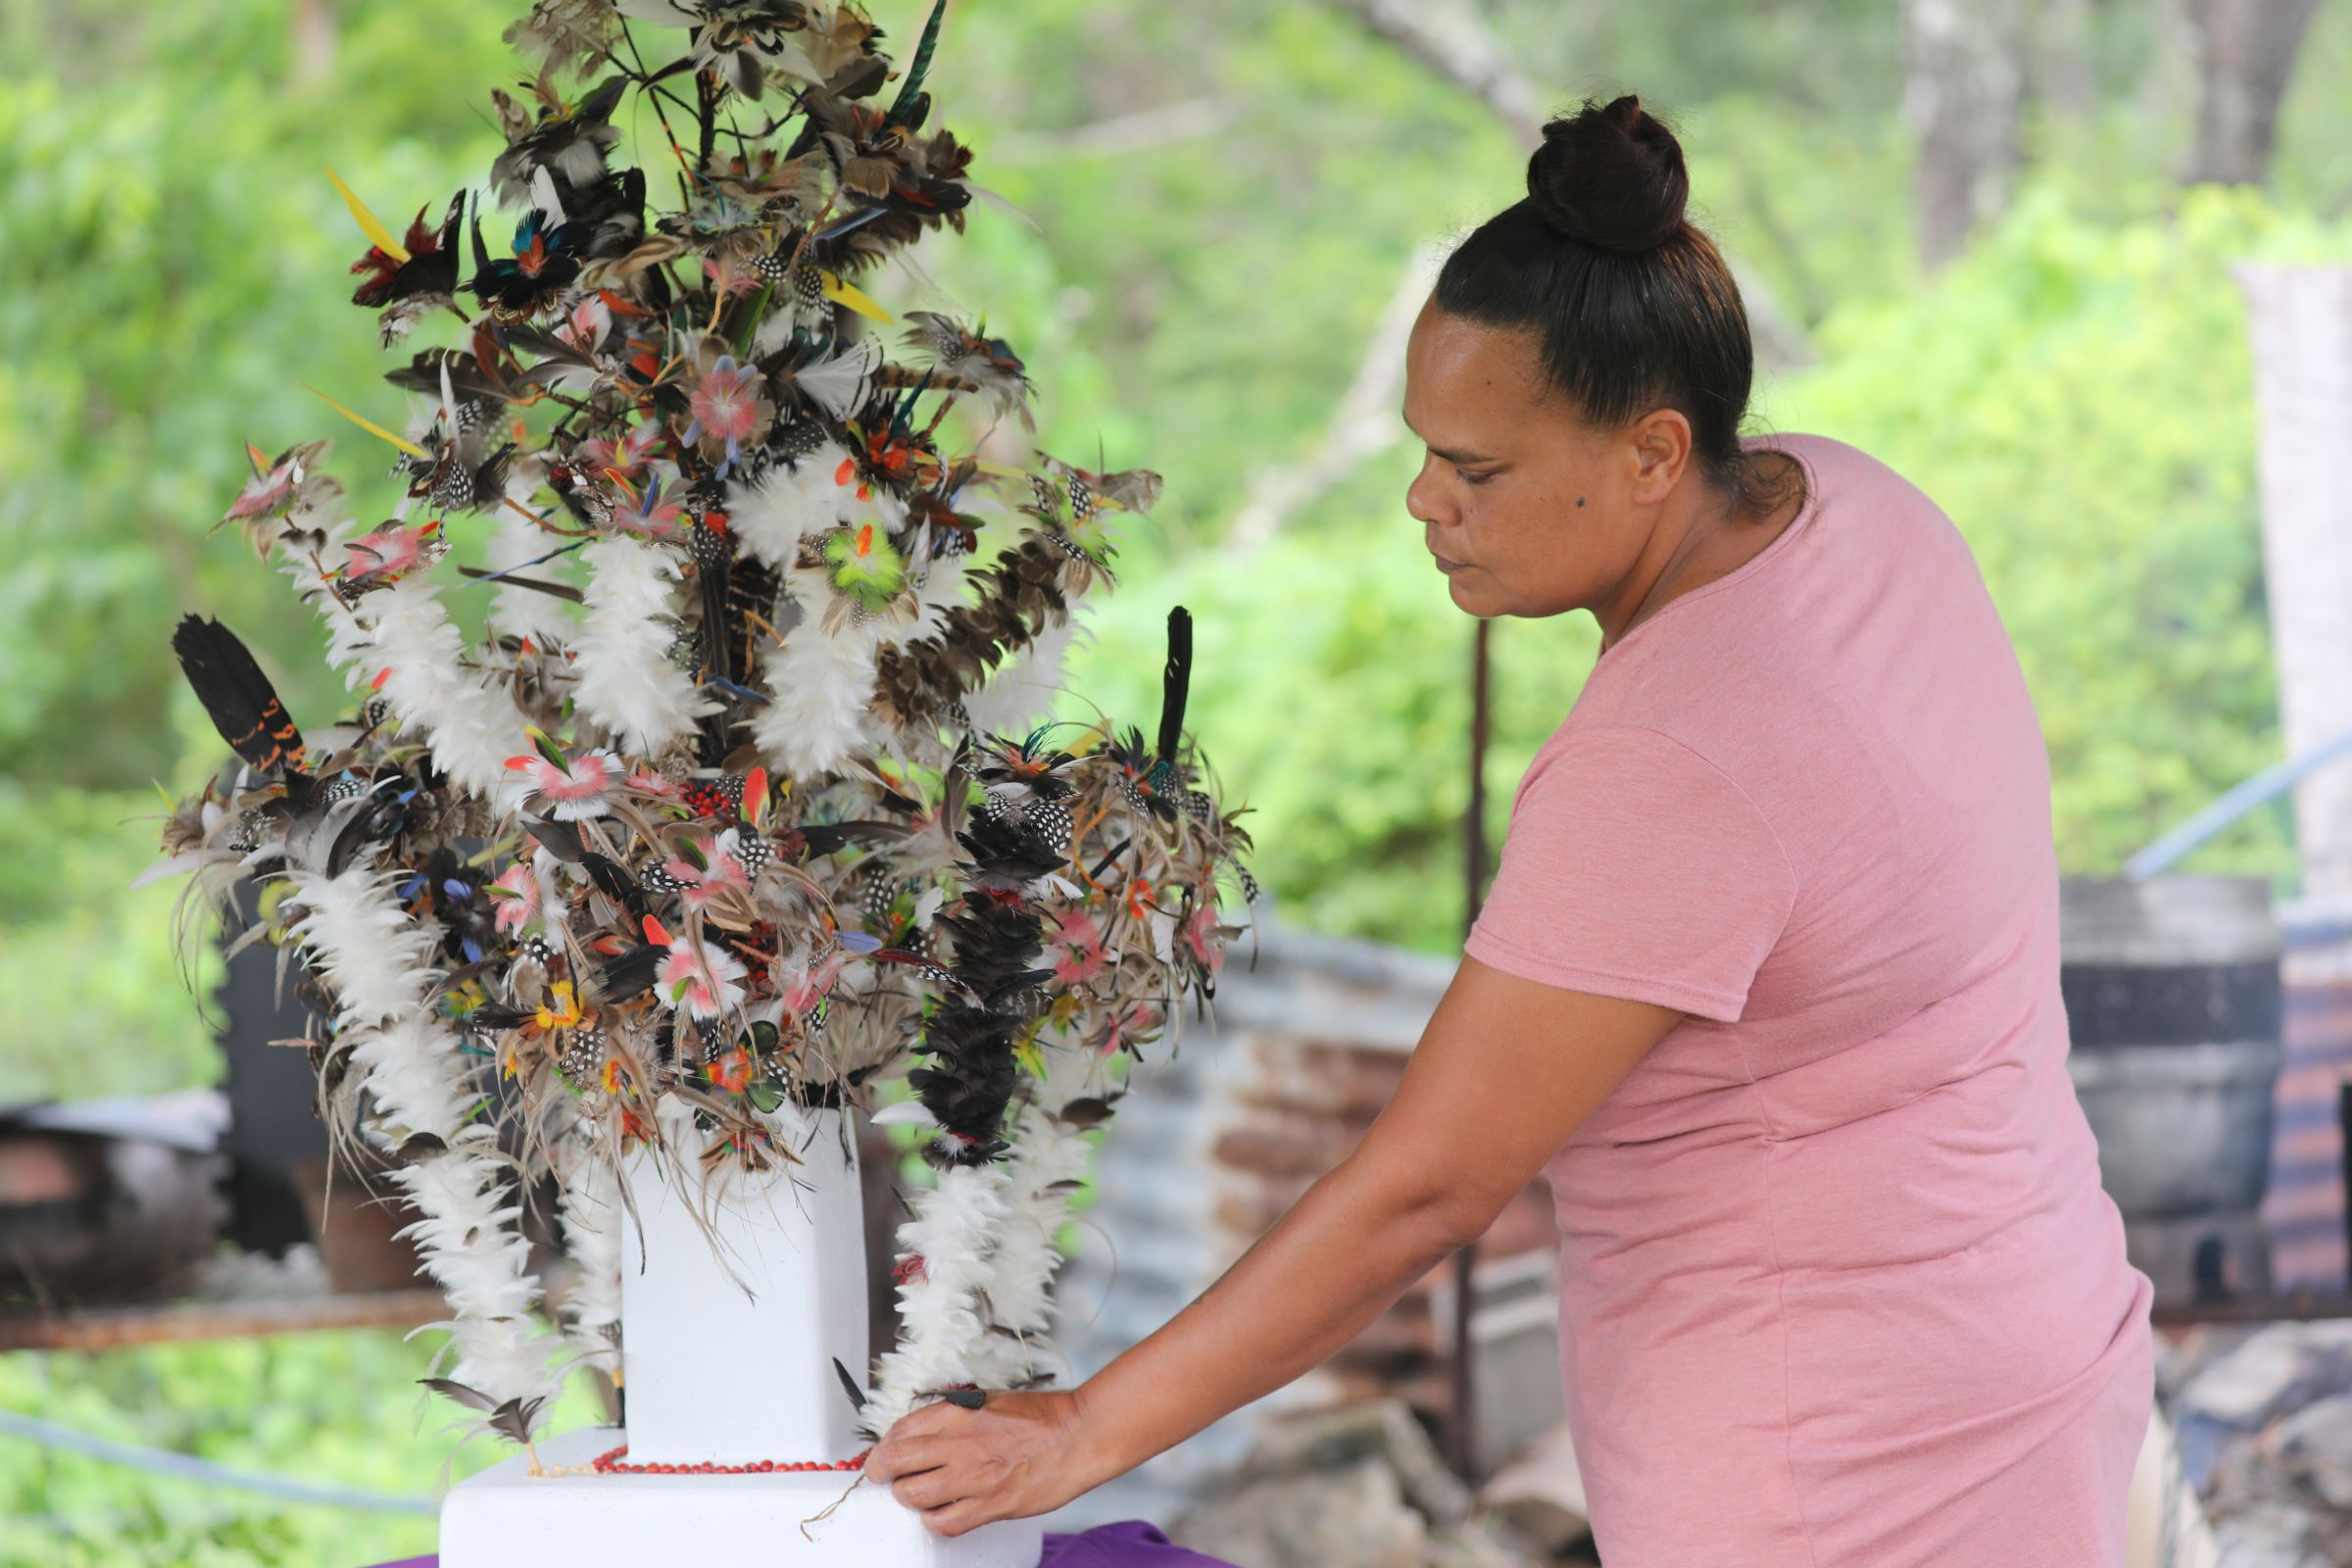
[525,1443,872,1479]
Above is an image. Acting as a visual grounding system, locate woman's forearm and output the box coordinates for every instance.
[1065,1151,1476,1486]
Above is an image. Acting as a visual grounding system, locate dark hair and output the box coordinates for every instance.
[1434,93,1799,520]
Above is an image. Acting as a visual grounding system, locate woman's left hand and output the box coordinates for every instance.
[861,1389,1103,1537]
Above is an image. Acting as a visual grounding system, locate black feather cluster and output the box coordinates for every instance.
[905,805,1066,1165]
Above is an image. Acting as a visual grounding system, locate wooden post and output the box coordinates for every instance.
[1448,617,1494,1477]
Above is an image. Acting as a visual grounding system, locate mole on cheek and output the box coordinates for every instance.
[1577,496,1587,508]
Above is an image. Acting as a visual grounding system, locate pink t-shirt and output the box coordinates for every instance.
[1464,431,2156,1567]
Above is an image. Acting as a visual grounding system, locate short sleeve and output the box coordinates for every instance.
[1463,724,1795,1022]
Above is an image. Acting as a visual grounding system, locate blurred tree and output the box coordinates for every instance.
[2179,0,2324,185]
[1903,0,2028,270]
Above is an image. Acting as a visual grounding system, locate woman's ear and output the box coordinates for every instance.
[1626,408,1693,505]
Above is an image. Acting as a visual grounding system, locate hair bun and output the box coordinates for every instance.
[1526,93,1690,253]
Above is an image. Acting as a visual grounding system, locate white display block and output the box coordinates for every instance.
[618,1103,869,1464]
[441,1426,1045,1567]
[438,1104,1043,1567]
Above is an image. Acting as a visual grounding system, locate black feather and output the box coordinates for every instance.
[594,943,663,1004]
[580,852,646,919]
[833,1356,868,1411]
[1154,605,1192,765]
[172,614,309,774]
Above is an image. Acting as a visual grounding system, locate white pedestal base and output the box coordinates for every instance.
[440,1427,1045,1567]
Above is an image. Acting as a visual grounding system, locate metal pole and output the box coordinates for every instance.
[2338,1081,2352,1289]
[1448,616,1494,1476]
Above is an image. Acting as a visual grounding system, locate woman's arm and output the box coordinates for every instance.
[862,952,1687,1535]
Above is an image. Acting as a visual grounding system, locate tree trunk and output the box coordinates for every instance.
[1316,0,1812,369]
[2233,263,2352,903]
[291,0,338,89]
[1903,0,2029,270]
[2034,0,2098,121]
[2180,0,2321,186]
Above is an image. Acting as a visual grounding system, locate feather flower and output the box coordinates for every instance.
[681,349,775,477]
[1045,907,1108,986]
[821,520,906,613]
[652,922,749,1019]
[503,734,624,820]
[488,862,541,933]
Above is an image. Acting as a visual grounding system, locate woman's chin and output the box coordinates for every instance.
[1443,570,1496,616]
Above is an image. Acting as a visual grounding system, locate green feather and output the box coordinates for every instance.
[888,0,949,124]
[824,521,906,612]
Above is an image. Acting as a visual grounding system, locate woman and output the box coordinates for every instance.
[865,92,2157,1566]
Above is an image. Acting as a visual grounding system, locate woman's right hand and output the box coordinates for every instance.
[862,1387,1111,1537]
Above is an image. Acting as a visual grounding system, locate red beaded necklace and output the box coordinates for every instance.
[588,1443,871,1476]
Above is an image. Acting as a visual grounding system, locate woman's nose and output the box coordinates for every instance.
[1404,459,1447,529]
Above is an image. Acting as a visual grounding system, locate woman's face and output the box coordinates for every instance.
[1401,298,1692,622]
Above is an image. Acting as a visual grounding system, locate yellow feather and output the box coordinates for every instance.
[819,270,893,324]
[301,382,429,459]
[324,165,411,265]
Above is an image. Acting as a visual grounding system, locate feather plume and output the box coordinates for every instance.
[573,535,719,757]
[156,0,1257,1463]
[963,1044,1103,1388]
[750,560,885,778]
[861,1160,1011,1434]
[724,444,865,570]
[484,485,578,647]
[283,863,560,1420]
[365,576,538,798]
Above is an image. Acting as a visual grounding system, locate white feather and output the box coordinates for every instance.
[964,1046,1106,1387]
[286,863,445,1031]
[796,340,881,421]
[484,486,577,647]
[723,444,861,568]
[573,535,719,757]
[529,164,568,225]
[554,1126,624,1369]
[366,575,538,798]
[863,1160,1011,1433]
[751,561,885,778]
[959,612,1086,736]
[282,863,562,1417]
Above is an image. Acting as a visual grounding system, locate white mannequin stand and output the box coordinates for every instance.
[440,1102,1045,1567]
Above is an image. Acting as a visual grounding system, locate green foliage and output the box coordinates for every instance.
[1066,501,1598,951]
[0,781,224,1101]
[0,1329,603,1568]
[1769,178,2352,878]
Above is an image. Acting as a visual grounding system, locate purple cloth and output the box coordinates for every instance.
[362,1522,1235,1568]
[1042,1520,1237,1566]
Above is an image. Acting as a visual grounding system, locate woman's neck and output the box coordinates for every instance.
[1598,454,1805,654]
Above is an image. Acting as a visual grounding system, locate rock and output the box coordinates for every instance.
[1241,1396,1477,1528]
[1424,1522,1530,1568]
[1477,1419,1592,1557]
[2269,1392,2352,1508]
[2208,1500,2326,1568]
[2182,1325,2328,1426]
[2156,1324,2260,1414]
[1169,1457,1427,1568]
[2176,1321,2352,1489]
[1167,1398,1546,1568]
